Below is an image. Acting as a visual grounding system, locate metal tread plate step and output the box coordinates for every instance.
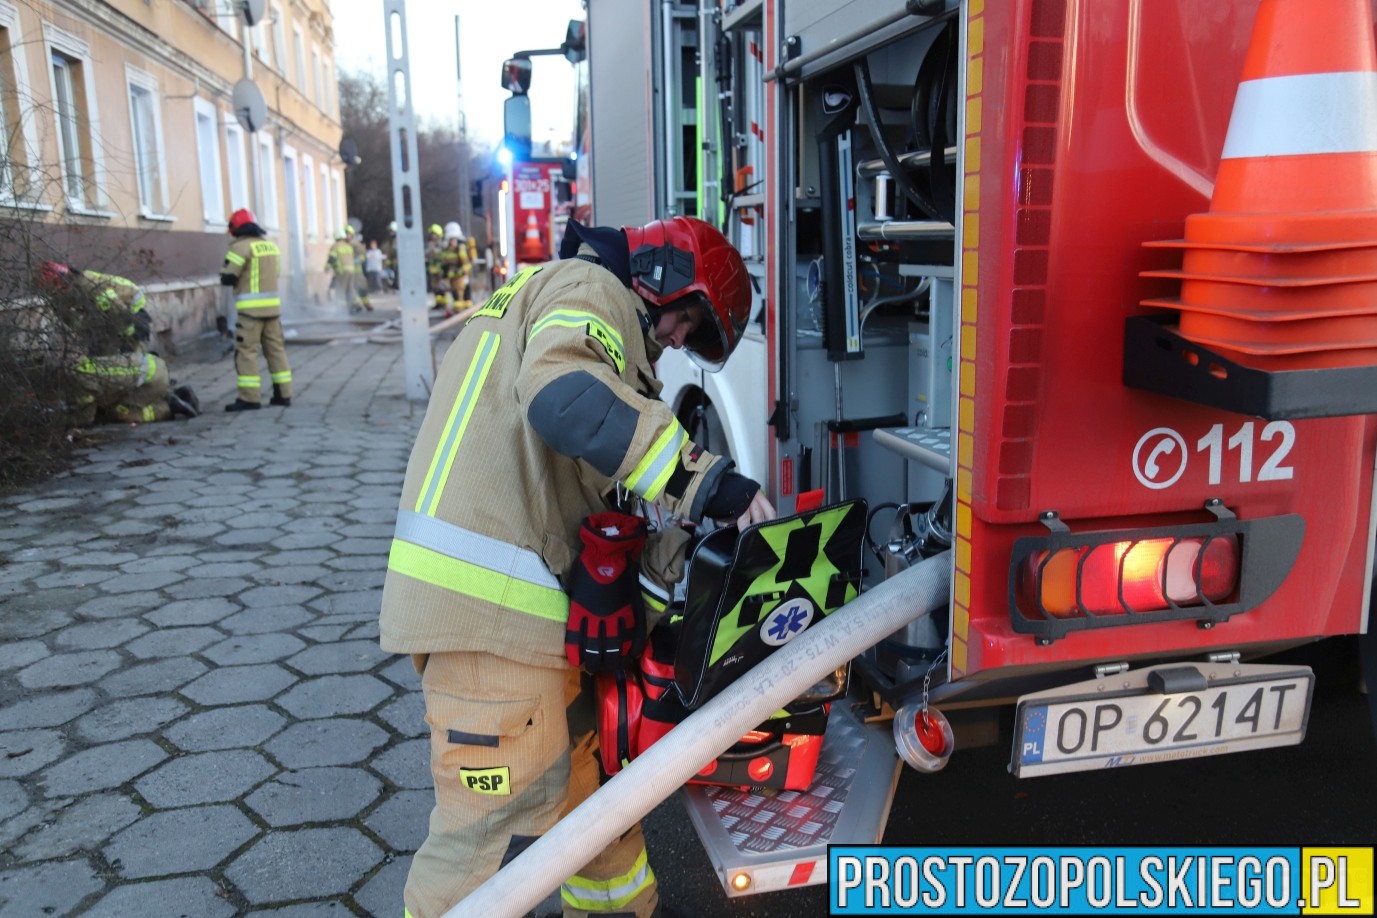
[679,701,902,896]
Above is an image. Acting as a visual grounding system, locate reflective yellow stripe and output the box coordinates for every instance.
[236,296,281,310]
[142,354,158,384]
[141,405,156,422]
[528,310,626,373]
[416,330,499,516]
[270,370,292,383]
[561,848,654,910]
[238,375,260,387]
[624,421,688,502]
[387,539,569,621]
[225,251,246,266]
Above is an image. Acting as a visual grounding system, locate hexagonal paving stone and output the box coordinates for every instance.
[75,696,189,743]
[244,902,358,917]
[98,570,186,594]
[370,739,433,790]
[123,626,223,659]
[33,567,120,589]
[307,591,382,618]
[82,876,238,918]
[220,604,315,635]
[364,788,431,852]
[135,749,275,807]
[275,675,395,719]
[0,687,98,730]
[253,564,332,585]
[286,640,388,676]
[145,596,241,627]
[376,692,427,738]
[225,511,294,530]
[264,549,336,567]
[164,577,251,602]
[54,619,150,650]
[216,527,286,547]
[181,663,300,706]
[0,780,25,824]
[40,739,169,797]
[18,650,123,689]
[0,730,65,778]
[74,590,163,620]
[354,855,410,918]
[238,583,323,608]
[225,826,381,905]
[0,639,48,672]
[165,704,287,752]
[203,632,307,666]
[0,858,103,917]
[244,766,384,826]
[266,718,389,768]
[100,658,208,698]
[272,532,344,550]
[192,561,261,578]
[123,554,199,574]
[0,606,74,640]
[11,794,142,862]
[106,804,260,878]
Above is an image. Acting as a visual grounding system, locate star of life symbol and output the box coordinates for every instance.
[760,597,815,647]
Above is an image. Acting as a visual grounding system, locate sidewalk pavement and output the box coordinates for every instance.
[0,298,449,916]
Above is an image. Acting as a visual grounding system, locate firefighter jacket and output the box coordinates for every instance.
[70,270,149,349]
[380,249,732,668]
[327,240,357,274]
[439,240,470,278]
[222,226,282,319]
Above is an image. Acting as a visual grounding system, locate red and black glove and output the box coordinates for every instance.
[565,511,648,672]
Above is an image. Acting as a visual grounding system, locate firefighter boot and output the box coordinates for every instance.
[224,398,261,412]
[173,385,200,414]
[270,384,291,408]
[165,391,200,419]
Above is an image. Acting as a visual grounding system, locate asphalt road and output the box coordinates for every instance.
[643,637,1377,916]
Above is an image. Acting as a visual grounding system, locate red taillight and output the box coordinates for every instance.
[1020,535,1240,618]
[747,756,774,783]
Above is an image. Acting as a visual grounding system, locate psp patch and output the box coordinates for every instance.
[460,765,512,796]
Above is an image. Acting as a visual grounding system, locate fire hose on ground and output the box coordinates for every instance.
[445,549,953,918]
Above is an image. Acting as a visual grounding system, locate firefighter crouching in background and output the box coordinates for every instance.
[37,262,200,424]
[222,208,292,412]
[378,215,774,918]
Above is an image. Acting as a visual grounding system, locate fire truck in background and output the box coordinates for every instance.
[502,0,1377,898]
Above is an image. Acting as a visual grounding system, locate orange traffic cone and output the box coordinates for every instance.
[517,213,545,263]
[1141,0,1377,369]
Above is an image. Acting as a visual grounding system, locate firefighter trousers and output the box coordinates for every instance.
[403,651,659,918]
[235,314,292,404]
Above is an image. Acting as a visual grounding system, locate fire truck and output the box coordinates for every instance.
[499,0,1377,899]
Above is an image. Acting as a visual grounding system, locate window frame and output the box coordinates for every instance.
[223,116,250,215]
[193,95,225,229]
[44,22,107,212]
[292,24,306,97]
[301,150,317,239]
[257,131,278,231]
[125,64,171,219]
[0,1,42,206]
[319,159,333,238]
[270,5,287,76]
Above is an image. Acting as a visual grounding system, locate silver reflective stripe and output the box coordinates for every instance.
[638,573,670,604]
[393,510,562,591]
[1222,72,1377,159]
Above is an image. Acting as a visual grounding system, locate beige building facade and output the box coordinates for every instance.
[0,0,346,345]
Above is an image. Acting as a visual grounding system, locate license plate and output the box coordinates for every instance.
[1010,662,1313,777]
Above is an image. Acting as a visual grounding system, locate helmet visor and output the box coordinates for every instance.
[679,293,730,371]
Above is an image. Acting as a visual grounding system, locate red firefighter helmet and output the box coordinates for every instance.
[623,216,751,371]
[228,208,256,233]
[36,261,71,289]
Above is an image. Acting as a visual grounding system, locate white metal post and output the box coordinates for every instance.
[385,0,435,400]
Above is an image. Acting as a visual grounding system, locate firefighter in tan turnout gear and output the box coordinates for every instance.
[379,216,774,918]
[221,208,292,411]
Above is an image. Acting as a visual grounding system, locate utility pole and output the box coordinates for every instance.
[385,0,435,400]
[456,16,472,236]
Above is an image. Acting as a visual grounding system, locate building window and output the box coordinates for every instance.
[321,61,332,118]
[301,151,317,238]
[319,161,333,237]
[193,97,224,226]
[0,2,38,202]
[257,132,278,230]
[331,168,344,232]
[310,45,321,108]
[45,24,104,210]
[126,66,168,216]
[293,25,306,96]
[224,119,249,212]
[271,6,286,75]
[252,19,272,69]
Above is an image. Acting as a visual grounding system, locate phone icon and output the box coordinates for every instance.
[1143,439,1176,479]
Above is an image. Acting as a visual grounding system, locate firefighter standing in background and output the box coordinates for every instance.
[424,223,445,307]
[383,221,399,289]
[327,230,363,313]
[221,208,292,411]
[378,216,774,918]
[345,224,373,311]
[437,222,472,314]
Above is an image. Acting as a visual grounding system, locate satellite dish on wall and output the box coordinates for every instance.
[241,0,267,26]
[232,79,267,133]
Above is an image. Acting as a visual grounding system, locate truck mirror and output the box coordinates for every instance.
[562,20,587,65]
[502,57,533,95]
[504,95,532,157]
